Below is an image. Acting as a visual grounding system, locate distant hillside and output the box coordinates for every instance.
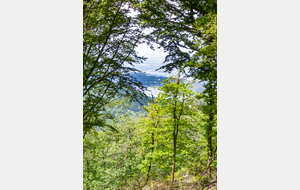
[131,73,168,87]
[122,72,205,114]
[131,72,204,92]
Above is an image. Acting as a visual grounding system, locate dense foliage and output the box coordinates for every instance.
[83,0,148,138]
[83,0,217,189]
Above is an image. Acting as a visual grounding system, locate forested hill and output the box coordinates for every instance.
[125,72,204,114]
[131,72,205,92]
[131,72,168,87]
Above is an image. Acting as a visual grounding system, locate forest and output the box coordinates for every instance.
[83,0,217,189]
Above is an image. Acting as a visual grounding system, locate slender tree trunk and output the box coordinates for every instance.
[145,94,156,183]
[171,70,181,184]
[145,131,154,183]
[171,125,177,184]
[83,129,87,139]
[207,106,213,179]
[142,106,159,189]
[207,78,214,179]
[86,159,91,190]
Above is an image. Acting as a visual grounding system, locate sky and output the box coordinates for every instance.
[133,43,177,77]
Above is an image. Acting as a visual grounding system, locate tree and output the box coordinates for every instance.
[140,97,163,187]
[188,13,217,178]
[154,72,197,184]
[83,0,148,138]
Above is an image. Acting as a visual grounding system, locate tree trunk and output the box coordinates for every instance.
[145,131,154,184]
[171,127,176,184]
[207,77,214,179]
